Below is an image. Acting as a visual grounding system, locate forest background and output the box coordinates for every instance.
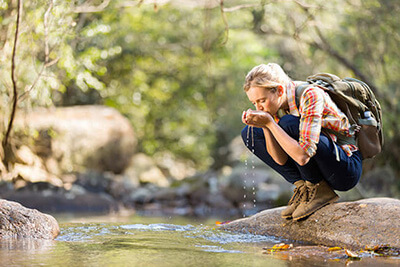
[1,0,399,208]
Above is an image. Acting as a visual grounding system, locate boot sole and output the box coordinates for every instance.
[292,196,339,221]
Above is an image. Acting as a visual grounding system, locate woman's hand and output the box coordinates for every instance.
[242,109,274,128]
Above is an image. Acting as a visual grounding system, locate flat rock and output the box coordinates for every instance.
[0,199,59,239]
[220,197,400,250]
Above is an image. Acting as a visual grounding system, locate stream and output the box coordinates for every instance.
[0,213,399,266]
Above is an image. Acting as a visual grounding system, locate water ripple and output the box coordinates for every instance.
[119,223,195,232]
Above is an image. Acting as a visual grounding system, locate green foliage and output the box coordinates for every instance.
[92,5,270,169]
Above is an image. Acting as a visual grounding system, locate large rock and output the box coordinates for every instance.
[220,198,400,250]
[15,105,137,174]
[0,199,59,239]
[124,153,169,187]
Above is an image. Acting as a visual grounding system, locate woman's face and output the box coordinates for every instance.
[246,86,282,115]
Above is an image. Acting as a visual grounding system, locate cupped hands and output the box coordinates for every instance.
[242,109,274,128]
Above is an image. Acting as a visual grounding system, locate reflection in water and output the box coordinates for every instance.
[0,238,56,267]
[0,238,55,251]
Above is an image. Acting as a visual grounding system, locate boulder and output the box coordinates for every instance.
[0,199,59,239]
[123,153,169,187]
[219,198,400,250]
[15,105,137,174]
[153,151,196,180]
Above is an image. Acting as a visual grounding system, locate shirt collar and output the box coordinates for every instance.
[286,81,300,116]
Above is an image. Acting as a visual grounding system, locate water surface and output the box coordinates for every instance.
[0,214,399,266]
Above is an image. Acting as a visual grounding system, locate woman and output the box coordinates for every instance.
[241,63,362,221]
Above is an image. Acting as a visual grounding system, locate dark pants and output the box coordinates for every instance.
[241,115,362,191]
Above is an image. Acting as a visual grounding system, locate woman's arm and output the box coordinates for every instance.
[262,127,289,165]
[266,120,311,166]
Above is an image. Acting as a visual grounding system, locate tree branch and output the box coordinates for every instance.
[219,0,229,45]
[44,0,53,63]
[222,3,259,12]
[74,0,111,13]
[18,58,59,101]
[19,0,59,101]
[293,0,381,97]
[3,0,22,149]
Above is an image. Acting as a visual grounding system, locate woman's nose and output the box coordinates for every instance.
[256,104,263,111]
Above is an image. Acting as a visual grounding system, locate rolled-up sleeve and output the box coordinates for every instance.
[298,87,325,158]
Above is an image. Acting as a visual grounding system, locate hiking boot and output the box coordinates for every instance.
[281,180,306,219]
[292,180,339,221]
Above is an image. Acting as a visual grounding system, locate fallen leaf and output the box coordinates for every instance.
[215,220,231,226]
[328,247,343,251]
[345,249,360,259]
[364,244,399,257]
[263,243,293,252]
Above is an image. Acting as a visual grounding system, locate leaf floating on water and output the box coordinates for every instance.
[364,244,400,257]
[263,243,293,253]
[215,221,231,226]
[328,246,343,251]
[345,249,361,259]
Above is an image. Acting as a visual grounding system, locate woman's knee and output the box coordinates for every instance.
[278,115,300,138]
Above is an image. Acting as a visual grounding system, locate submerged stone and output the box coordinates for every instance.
[220,198,400,250]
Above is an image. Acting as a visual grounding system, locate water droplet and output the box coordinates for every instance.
[251,126,255,148]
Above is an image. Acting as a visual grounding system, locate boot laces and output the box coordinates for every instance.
[304,184,317,204]
[288,184,306,205]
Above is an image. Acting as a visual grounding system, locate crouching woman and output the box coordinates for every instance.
[241,63,362,221]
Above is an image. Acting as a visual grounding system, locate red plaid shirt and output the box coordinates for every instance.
[279,82,358,157]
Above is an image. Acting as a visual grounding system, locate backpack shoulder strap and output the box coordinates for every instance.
[294,82,312,108]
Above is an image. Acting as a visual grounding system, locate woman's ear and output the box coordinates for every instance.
[277,85,284,96]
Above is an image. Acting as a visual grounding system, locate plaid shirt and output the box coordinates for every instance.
[281,82,358,157]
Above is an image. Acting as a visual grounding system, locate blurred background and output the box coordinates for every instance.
[0,0,399,219]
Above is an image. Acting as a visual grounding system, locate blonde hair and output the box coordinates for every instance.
[243,63,291,92]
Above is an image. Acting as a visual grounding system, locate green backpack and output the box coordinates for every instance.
[295,73,383,159]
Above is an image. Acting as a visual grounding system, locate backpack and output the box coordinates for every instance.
[295,73,383,159]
